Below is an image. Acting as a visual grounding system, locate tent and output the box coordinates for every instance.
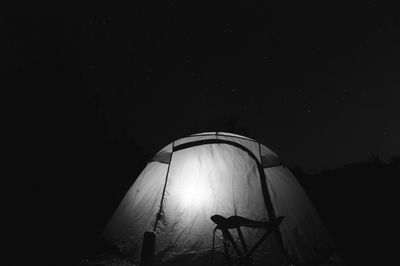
[102,132,334,266]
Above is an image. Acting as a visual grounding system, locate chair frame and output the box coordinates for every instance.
[211,215,284,266]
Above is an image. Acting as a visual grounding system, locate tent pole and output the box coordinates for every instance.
[258,144,292,265]
[153,141,175,231]
[140,144,174,266]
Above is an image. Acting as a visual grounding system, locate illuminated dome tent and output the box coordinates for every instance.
[103,132,333,266]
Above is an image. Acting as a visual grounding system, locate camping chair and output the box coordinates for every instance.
[210,215,284,266]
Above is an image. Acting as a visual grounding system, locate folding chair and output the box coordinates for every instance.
[210,214,284,266]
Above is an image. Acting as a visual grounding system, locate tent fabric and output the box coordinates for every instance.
[102,132,333,266]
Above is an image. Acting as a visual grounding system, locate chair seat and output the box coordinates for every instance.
[211,215,284,229]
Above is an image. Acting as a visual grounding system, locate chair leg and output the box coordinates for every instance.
[222,229,243,259]
[236,227,248,254]
[241,228,274,262]
[222,235,233,266]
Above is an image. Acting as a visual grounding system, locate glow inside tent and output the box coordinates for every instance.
[102,132,333,266]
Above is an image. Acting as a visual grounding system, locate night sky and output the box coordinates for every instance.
[3,1,399,265]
